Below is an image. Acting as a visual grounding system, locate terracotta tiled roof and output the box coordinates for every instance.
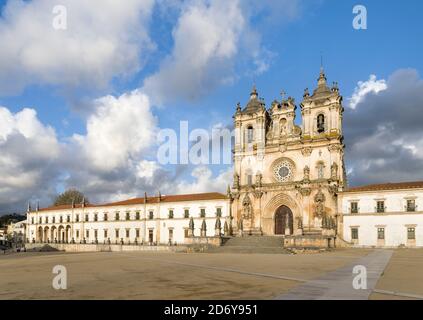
[35,192,227,212]
[37,203,96,212]
[345,181,423,193]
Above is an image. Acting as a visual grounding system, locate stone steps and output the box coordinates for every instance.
[207,236,291,254]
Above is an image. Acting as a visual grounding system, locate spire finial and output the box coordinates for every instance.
[250,82,258,100]
[318,53,327,86]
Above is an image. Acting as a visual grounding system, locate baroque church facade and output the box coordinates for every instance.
[230,68,345,240]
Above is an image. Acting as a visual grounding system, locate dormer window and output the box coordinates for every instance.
[317,114,325,133]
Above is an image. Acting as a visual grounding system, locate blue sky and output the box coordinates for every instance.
[1,0,423,213]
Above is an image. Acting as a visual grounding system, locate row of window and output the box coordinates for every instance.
[349,199,418,214]
[80,228,143,239]
[351,227,416,241]
[31,207,223,225]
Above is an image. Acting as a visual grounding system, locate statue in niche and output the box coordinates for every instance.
[255,173,262,188]
[314,187,326,219]
[303,166,310,182]
[242,195,252,219]
[331,163,338,180]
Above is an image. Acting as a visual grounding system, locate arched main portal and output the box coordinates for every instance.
[274,205,294,235]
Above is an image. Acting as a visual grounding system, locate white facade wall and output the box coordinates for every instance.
[340,188,423,247]
[27,197,230,245]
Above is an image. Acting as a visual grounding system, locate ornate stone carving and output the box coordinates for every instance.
[223,221,229,236]
[279,144,287,153]
[242,194,253,219]
[328,144,341,152]
[297,216,303,229]
[303,165,310,182]
[301,147,312,157]
[233,173,239,190]
[328,184,338,197]
[314,187,326,219]
[280,119,288,137]
[331,163,338,180]
[298,187,311,197]
[255,173,262,188]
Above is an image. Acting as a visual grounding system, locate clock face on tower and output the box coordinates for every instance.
[273,160,294,182]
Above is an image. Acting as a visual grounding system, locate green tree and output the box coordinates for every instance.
[54,189,88,206]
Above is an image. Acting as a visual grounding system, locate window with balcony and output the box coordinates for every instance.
[376,201,385,213]
[350,202,358,214]
[216,208,222,217]
[200,208,206,218]
[407,200,416,212]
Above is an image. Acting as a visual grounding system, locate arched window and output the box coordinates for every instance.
[247,126,254,143]
[317,114,325,133]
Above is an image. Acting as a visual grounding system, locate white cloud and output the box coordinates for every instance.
[174,166,232,194]
[0,0,155,95]
[143,0,245,105]
[348,74,387,109]
[143,0,305,105]
[72,90,158,171]
[0,107,60,211]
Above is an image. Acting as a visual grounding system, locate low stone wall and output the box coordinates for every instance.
[26,243,187,253]
[283,235,336,249]
[184,236,228,247]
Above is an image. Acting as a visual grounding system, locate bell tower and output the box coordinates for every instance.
[301,67,343,140]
